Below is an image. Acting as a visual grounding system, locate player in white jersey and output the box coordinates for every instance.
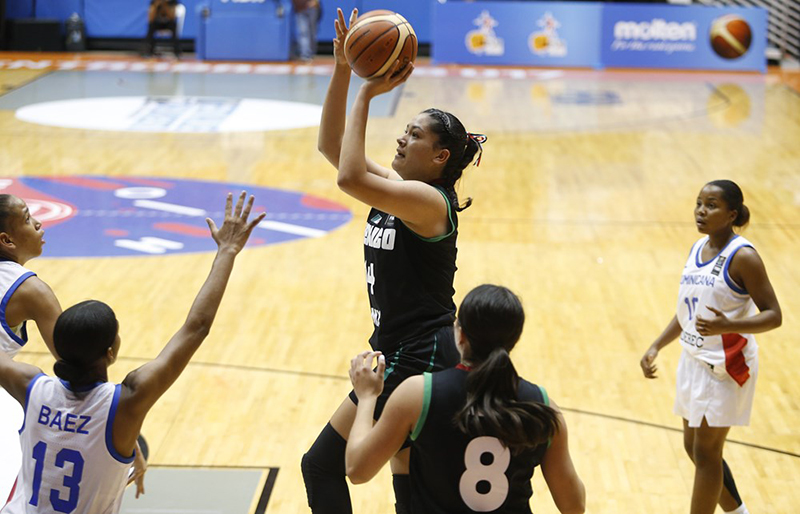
[640,180,782,514]
[0,195,150,505]
[0,195,61,359]
[0,195,63,505]
[0,192,264,514]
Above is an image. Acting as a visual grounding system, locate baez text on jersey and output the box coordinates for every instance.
[37,405,92,434]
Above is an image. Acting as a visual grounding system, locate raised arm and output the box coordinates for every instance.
[113,192,265,453]
[540,401,586,514]
[318,8,398,180]
[0,350,42,405]
[5,276,62,359]
[336,65,451,237]
[345,351,422,484]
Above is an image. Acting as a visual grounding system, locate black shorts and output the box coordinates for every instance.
[348,324,459,421]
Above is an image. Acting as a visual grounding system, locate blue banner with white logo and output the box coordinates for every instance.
[432,1,766,72]
[601,4,767,72]
[432,1,602,67]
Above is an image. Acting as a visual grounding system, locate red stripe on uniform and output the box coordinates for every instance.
[5,476,17,507]
[722,333,750,387]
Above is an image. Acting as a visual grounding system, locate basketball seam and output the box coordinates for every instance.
[350,24,401,69]
[369,28,415,79]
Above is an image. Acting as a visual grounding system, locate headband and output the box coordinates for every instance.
[467,132,487,166]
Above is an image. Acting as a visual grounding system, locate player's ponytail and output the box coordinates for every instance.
[424,108,486,212]
[707,179,750,228]
[454,285,559,452]
[53,300,118,390]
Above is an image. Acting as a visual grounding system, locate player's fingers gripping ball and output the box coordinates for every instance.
[343,10,417,79]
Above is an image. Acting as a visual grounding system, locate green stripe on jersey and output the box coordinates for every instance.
[411,372,432,441]
[538,385,552,448]
[411,187,456,243]
[538,385,550,406]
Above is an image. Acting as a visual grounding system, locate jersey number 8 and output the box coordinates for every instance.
[459,436,511,511]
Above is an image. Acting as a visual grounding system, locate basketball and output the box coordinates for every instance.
[343,10,417,79]
[710,15,752,59]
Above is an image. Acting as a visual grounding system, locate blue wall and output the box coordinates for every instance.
[317,0,432,44]
[5,0,205,39]
[6,0,433,43]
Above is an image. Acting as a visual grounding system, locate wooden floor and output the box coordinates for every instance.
[4,53,800,513]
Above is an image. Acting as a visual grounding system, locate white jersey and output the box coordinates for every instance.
[676,235,758,383]
[0,261,36,358]
[3,375,134,514]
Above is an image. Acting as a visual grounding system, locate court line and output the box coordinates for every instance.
[23,349,800,460]
[255,468,279,514]
[149,464,279,470]
[562,407,800,459]
[466,218,800,230]
[139,464,279,512]
[0,69,55,99]
[33,351,352,382]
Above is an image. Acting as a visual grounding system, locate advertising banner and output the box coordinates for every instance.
[432,1,602,68]
[601,4,767,72]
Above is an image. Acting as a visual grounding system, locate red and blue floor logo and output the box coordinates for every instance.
[1,177,352,258]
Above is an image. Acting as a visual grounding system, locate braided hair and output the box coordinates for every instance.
[423,108,483,212]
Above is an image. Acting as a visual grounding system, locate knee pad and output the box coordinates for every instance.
[301,423,347,478]
[301,423,353,513]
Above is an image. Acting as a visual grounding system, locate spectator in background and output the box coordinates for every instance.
[144,0,181,57]
[294,0,321,62]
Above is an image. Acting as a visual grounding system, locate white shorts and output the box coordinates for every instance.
[674,349,758,428]
[0,386,23,504]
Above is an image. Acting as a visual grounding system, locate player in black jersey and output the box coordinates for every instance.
[301,8,486,514]
[346,285,585,514]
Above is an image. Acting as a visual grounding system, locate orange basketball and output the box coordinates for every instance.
[710,15,752,59]
[343,10,417,79]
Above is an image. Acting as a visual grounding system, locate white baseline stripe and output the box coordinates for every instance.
[257,220,326,238]
[133,200,206,216]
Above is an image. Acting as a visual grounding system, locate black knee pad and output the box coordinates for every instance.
[302,423,347,477]
[301,423,351,513]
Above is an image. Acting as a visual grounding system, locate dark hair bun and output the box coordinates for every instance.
[735,204,750,227]
[53,359,83,384]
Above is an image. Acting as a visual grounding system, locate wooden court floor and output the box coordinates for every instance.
[2,52,800,513]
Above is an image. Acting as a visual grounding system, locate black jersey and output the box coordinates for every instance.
[409,368,550,514]
[363,186,458,355]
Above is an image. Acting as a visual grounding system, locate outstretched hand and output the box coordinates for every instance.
[361,60,414,99]
[206,192,266,255]
[349,351,385,400]
[333,7,358,68]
